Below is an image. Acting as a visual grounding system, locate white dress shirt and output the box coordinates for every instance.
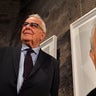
[17,44,40,93]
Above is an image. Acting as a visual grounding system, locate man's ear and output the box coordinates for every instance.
[90,50,95,64]
[42,32,46,38]
[40,32,46,41]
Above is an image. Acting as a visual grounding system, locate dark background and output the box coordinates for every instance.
[0,0,96,95]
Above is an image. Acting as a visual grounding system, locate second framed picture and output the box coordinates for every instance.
[70,8,96,96]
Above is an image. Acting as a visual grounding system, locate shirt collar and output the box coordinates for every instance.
[21,43,40,54]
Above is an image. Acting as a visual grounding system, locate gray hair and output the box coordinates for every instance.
[28,14,47,33]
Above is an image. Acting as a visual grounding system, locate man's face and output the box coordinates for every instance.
[90,28,96,68]
[21,17,46,47]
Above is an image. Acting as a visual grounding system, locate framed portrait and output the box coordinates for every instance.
[70,8,96,96]
[40,35,57,59]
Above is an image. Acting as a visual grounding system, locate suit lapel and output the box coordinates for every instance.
[13,47,47,79]
[13,46,21,77]
[30,49,47,76]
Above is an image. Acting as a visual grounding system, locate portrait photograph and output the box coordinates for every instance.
[70,7,96,96]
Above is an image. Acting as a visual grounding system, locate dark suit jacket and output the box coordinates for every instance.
[0,46,59,96]
[87,88,96,96]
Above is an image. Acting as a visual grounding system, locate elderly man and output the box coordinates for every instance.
[0,14,59,96]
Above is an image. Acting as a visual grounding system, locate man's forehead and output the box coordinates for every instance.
[26,17,38,21]
[26,17,41,23]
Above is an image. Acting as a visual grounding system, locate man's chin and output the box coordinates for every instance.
[22,36,33,41]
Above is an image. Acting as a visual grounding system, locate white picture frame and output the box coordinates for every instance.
[40,35,57,59]
[70,8,96,96]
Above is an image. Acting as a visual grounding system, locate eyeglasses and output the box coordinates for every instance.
[22,22,43,31]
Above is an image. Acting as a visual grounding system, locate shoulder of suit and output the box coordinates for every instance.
[40,49,58,63]
[0,46,19,52]
[87,88,96,96]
